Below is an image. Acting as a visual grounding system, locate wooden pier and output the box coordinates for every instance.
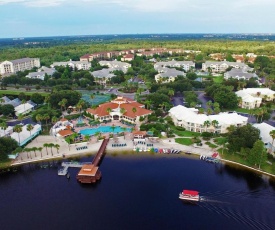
[76,138,109,184]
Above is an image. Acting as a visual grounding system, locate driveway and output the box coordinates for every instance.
[196,92,214,109]
[7,117,35,126]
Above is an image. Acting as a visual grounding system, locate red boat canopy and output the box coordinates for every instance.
[183,190,199,196]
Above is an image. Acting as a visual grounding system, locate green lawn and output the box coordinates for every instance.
[175,138,193,146]
[218,148,275,175]
[205,141,218,148]
[214,137,227,145]
[171,128,201,137]
[235,108,251,113]
[0,160,11,169]
[0,89,49,97]
[200,75,224,83]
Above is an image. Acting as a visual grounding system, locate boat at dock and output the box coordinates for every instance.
[179,190,200,201]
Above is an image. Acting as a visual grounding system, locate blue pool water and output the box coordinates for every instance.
[79,126,131,135]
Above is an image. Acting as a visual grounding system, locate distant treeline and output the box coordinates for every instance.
[0,40,275,66]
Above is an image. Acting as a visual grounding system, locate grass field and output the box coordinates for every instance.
[0,160,11,169]
[0,89,50,97]
[218,148,275,175]
[172,129,201,137]
[175,138,193,146]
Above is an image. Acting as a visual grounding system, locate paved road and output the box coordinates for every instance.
[196,92,214,109]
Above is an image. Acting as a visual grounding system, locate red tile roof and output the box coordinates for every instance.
[60,118,68,121]
[86,97,152,118]
[58,129,74,137]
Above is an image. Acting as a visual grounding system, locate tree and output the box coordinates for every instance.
[36,114,43,126]
[55,144,60,154]
[43,114,50,131]
[48,143,55,156]
[0,104,14,116]
[58,98,68,112]
[111,124,116,134]
[248,140,267,169]
[186,72,198,81]
[0,137,18,161]
[269,130,275,155]
[0,122,8,136]
[90,94,95,107]
[31,93,44,105]
[27,124,34,141]
[37,147,43,158]
[13,124,23,146]
[132,107,137,120]
[203,120,211,130]
[43,143,49,155]
[227,124,260,153]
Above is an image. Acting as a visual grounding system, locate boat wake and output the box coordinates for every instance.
[197,191,275,230]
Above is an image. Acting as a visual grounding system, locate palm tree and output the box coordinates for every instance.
[211,120,219,134]
[55,144,60,154]
[203,120,211,131]
[122,126,127,139]
[58,98,68,112]
[120,107,126,115]
[94,131,100,142]
[77,99,85,114]
[18,114,24,123]
[106,107,112,115]
[207,108,212,115]
[36,114,43,128]
[48,143,55,156]
[37,147,43,158]
[0,121,8,136]
[84,135,90,143]
[43,143,49,155]
[14,124,23,146]
[132,107,137,121]
[32,147,38,157]
[206,100,213,109]
[24,147,31,159]
[44,95,51,109]
[269,130,275,155]
[27,124,34,140]
[43,114,50,131]
[111,124,116,135]
[168,89,174,99]
[226,125,235,134]
[90,94,95,107]
[214,107,220,114]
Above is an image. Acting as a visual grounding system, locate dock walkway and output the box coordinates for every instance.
[58,162,92,176]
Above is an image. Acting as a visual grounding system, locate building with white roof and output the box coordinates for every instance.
[90,69,116,85]
[236,88,275,109]
[224,68,258,81]
[10,124,41,146]
[202,61,250,73]
[0,126,13,137]
[253,123,275,152]
[154,60,195,72]
[235,90,262,109]
[26,66,56,80]
[155,68,185,83]
[51,60,91,70]
[99,60,131,73]
[169,105,248,134]
[14,103,34,116]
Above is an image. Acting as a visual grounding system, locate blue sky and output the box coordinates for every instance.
[0,0,274,38]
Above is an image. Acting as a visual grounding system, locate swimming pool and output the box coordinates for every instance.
[79,126,131,136]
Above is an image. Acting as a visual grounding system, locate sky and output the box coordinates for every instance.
[0,0,274,38]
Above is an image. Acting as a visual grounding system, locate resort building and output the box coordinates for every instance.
[10,124,41,146]
[121,54,135,62]
[0,58,40,76]
[51,118,74,136]
[253,123,275,152]
[86,96,152,125]
[202,61,250,73]
[51,59,91,70]
[90,69,116,85]
[154,68,185,83]
[26,66,56,80]
[99,60,131,73]
[169,105,248,134]
[236,88,275,109]
[224,68,258,81]
[14,102,35,116]
[154,60,195,72]
[0,126,13,137]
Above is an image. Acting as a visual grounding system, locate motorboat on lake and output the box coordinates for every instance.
[179,190,200,201]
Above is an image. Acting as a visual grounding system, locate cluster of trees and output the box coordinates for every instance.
[205,84,238,109]
[227,124,267,168]
[0,137,18,161]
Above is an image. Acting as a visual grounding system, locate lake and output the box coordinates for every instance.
[0,154,275,230]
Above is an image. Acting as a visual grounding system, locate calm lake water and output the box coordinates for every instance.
[1,154,275,230]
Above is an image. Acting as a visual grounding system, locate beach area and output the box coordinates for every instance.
[11,133,215,166]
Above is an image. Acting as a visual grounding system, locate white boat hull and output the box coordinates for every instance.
[179,194,200,201]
